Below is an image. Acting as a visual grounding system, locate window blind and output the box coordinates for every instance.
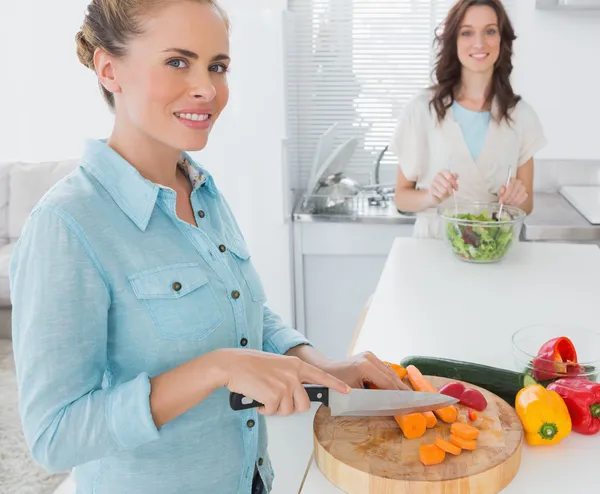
[285,0,514,191]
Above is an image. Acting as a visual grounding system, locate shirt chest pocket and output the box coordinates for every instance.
[128,263,224,340]
[227,241,267,304]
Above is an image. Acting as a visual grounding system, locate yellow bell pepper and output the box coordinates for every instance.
[516,384,572,446]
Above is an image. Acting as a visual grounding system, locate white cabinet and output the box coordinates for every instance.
[292,221,413,360]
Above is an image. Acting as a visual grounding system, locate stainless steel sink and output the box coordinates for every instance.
[293,191,416,224]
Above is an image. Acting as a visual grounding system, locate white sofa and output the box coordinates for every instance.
[0,159,80,340]
[0,159,81,494]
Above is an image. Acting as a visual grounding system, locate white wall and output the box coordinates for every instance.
[0,0,296,326]
[196,0,295,325]
[511,1,600,161]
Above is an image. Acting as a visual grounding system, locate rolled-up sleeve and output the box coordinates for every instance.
[518,101,548,167]
[388,94,429,183]
[9,206,160,473]
[262,305,312,355]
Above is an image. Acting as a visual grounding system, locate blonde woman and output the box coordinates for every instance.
[9,1,407,493]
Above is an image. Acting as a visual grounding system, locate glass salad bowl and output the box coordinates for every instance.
[512,324,600,384]
[437,201,526,263]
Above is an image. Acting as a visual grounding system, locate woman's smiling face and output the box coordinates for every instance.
[99,1,230,152]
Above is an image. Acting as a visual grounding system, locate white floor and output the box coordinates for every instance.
[53,475,75,494]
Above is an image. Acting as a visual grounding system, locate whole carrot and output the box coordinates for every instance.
[406,365,458,423]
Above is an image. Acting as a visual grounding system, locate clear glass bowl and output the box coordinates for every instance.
[437,201,526,263]
[512,324,600,383]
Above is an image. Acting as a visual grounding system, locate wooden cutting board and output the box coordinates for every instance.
[313,376,523,494]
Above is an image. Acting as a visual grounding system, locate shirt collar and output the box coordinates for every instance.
[81,139,218,231]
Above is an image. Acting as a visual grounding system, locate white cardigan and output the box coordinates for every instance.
[389,90,547,238]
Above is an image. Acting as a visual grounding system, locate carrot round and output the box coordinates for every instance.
[451,422,480,440]
[395,413,427,439]
[450,434,477,451]
[435,437,462,456]
[406,365,458,423]
[423,411,437,429]
[419,444,446,466]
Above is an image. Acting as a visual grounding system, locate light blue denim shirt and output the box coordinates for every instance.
[9,139,311,494]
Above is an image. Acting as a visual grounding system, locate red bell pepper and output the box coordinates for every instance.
[532,337,579,381]
[547,378,600,435]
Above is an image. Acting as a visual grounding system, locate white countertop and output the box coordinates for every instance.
[300,238,600,493]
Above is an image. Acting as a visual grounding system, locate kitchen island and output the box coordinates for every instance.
[299,238,600,493]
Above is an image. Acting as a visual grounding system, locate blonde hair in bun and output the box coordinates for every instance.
[75,29,95,70]
[75,0,229,109]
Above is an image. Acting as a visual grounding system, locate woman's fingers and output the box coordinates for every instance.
[505,181,526,206]
[275,390,295,417]
[441,170,458,190]
[301,363,351,395]
[431,180,450,200]
[500,179,528,207]
[514,189,528,207]
[363,353,410,390]
[292,384,312,414]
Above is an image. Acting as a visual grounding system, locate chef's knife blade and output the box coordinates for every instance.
[230,385,458,417]
[326,387,457,417]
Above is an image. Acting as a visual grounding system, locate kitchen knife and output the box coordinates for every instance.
[229,385,458,417]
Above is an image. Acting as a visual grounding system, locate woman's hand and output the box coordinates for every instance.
[216,349,351,417]
[427,170,459,206]
[498,178,528,207]
[322,352,411,391]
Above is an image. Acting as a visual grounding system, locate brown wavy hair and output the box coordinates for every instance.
[429,0,520,123]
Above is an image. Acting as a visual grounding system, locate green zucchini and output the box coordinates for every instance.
[399,356,538,407]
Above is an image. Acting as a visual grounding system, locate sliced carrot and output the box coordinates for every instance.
[451,422,480,440]
[406,365,458,423]
[450,434,477,451]
[384,362,408,380]
[419,444,446,466]
[435,437,462,456]
[395,413,427,439]
[423,411,437,429]
[368,363,407,389]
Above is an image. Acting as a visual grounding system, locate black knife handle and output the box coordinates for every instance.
[304,385,329,406]
[229,385,329,411]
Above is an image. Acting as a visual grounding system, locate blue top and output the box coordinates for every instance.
[9,139,311,494]
[452,100,491,162]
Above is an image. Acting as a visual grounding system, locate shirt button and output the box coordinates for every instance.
[198,210,205,218]
[247,419,255,428]
[218,244,226,253]
[240,338,248,347]
[172,282,182,292]
[258,458,264,466]
[231,290,240,300]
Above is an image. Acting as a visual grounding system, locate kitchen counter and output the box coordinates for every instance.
[300,238,600,493]
[522,192,600,242]
[293,191,600,243]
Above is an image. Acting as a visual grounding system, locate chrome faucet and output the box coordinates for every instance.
[367,146,395,207]
[371,145,389,187]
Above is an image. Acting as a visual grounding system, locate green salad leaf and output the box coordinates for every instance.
[446,212,514,262]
